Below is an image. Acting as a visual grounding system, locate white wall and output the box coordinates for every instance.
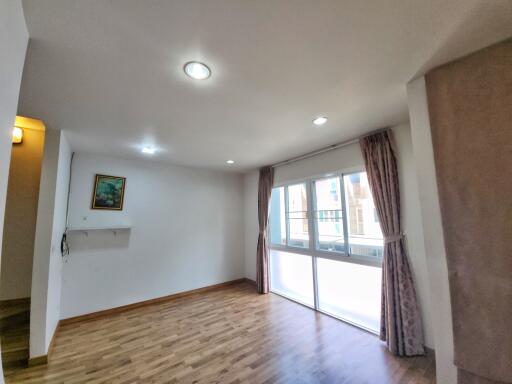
[242,123,435,349]
[243,171,258,281]
[31,130,72,357]
[60,153,244,319]
[407,77,457,383]
[0,1,28,380]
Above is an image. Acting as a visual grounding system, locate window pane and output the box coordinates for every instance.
[269,187,286,245]
[287,183,309,248]
[317,258,381,332]
[314,177,344,253]
[270,249,314,307]
[343,172,383,258]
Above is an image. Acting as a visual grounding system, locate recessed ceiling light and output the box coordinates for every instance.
[184,61,211,80]
[142,147,156,154]
[226,160,234,164]
[313,116,328,126]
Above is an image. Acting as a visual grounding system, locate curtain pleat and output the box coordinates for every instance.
[256,166,274,294]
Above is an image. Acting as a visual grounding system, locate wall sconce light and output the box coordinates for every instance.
[12,126,23,144]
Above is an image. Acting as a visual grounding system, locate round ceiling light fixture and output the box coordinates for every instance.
[184,61,211,80]
[141,146,156,154]
[226,160,235,164]
[313,116,328,126]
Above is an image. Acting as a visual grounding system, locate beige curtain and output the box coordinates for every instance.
[256,166,274,294]
[426,39,512,384]
[360,130,425,356]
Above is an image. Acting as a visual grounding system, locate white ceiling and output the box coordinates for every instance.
[19,0,512,172]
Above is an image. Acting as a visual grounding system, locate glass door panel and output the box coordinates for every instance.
[270,249,314,307]
[317,257,381,332]
[343,172,384,258]
[286,183,309,248]
[313,177,345,253]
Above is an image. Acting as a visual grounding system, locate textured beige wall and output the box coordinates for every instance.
[426,39,512,383]
[0,127,45,299]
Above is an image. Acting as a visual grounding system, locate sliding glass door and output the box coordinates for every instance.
[316,258,382,331]
[269,171,383,333]
[269,250,314,307]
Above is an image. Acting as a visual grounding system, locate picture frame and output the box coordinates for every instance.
[91,174,126,210]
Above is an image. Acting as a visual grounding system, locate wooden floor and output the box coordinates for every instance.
[4,282,435,384]
[0,299,30,369]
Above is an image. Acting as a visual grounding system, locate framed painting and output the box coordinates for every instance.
[91,174,126,210]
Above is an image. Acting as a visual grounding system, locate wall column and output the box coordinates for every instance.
[407,76,457,384]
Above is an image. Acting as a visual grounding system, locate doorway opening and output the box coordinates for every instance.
[0,116,45,369]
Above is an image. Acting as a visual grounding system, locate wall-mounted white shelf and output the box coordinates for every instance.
[66,225,132,236]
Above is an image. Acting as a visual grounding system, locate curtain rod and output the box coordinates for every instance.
[271,127,388,168]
